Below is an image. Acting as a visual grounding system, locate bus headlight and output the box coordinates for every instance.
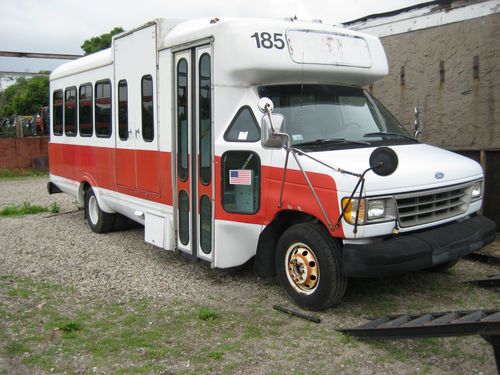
[341,197,396,225]
[471,181,482,201]
[367,199,386,220]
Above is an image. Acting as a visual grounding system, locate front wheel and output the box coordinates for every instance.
[85,188,115,233]
[276,222,347,311]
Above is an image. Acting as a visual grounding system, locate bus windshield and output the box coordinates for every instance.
[258,84,415,148]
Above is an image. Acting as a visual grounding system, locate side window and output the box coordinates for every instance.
[118,80,128,140]
[177,59,189,182]
[53,90,63,136]
[79,83,93,137]
[95,80,112,138]
[224,106,260,142]
[141,75,154,142]
[64,87,77,136]
[221,151,260,214]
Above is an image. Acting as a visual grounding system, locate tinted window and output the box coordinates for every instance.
[199,53,211,185]
[224,106,260,142]
[178,190,189,245]
[177,59,188,182]
[53,90,63,136]
[142,75,154,142]
[221,151,260,214]
[200,195,211,254]
[79,83,93,137]
[95,80,112,138]
[118,80,128,140]
[64,87,77,136]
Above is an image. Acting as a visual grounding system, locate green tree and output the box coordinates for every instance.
[0,75,49,118]
[81,27,124,55]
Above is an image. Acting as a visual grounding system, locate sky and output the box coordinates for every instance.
[0,0,428,84]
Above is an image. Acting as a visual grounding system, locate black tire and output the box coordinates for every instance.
[113,213,137,231]
[276,222,347,311]
[428,258,460,273]
[84,188,115,233]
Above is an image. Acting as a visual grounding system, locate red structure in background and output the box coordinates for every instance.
[0,136,49,170]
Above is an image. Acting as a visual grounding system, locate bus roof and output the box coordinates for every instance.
[52,17,388,87]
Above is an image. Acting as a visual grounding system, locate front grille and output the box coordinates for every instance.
[395,184,472,228]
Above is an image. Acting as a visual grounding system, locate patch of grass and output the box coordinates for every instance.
[208,351,224,360]
[49,202,60,213]
[243,325,262,339]
[5,341,30,356]
[58,321,82,333]
[197,307,218,321]
[0,169,48,179]
[0,202,54,217]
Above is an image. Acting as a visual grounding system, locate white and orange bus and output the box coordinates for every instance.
[48,17,495,310]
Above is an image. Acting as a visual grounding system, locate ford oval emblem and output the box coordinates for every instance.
[435,172,444,179]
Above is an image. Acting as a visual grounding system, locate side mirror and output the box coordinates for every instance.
[413,106,422,138]
[258,97,287,149]
[261,113,286,149]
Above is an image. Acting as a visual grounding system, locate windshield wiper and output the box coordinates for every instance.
[363,132,418,142]
[294,138,371,147]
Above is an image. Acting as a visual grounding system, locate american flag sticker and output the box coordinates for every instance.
[229,169,252,185]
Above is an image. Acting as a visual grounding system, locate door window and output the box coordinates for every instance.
[178,190,190,245]
[177,59,189,182]
[200,195,211,253]
[118,80,128,140]
[199,53,211,185]
[221,151,260,214]
[141,75,154,142]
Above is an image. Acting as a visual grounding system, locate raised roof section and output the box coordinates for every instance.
[52,17,389,87]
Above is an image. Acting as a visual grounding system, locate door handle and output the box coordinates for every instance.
[135,129,140,139]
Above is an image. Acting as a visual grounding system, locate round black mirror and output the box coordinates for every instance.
[369,147,398,176]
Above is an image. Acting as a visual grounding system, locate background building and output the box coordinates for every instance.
[345,0,500,227]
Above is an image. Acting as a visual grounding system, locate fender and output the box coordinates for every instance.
[79,174,114,214]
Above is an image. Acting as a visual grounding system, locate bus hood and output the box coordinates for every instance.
[298,143,483,194]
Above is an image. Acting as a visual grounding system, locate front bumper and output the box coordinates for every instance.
[342,215,496,278]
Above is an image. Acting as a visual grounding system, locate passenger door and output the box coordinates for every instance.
[115,24,160,194]
[174,46,213,262]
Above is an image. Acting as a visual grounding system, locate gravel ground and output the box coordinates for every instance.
[0,177,281,306]
[1,176,499,374]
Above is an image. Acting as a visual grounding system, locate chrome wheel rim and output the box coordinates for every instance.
[285,242,319,295]
[88,195,99,225]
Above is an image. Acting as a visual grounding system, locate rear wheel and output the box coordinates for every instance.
[276,222,347,311]
[85,188,115,233]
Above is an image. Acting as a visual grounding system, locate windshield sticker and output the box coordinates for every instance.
[292,134,303,142]
[238,131,248,140]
